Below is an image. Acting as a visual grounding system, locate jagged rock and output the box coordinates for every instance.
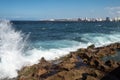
[109,43,120,49]
[94,70,104,78]
[87,44,95,49]
[86,75,98,80]
[80,52,92,61]
[39,57,51,68]
[17,43,120,80]
[59,62,75,70]
[69,57,78,63]
[89,58,104,67]
[105,60,119,68]
[46,67,91,80]
[99,64,110,72]
[97,49,108,58]
[77,48,87,54]
[69,53,79,63]
[37,68,47,76]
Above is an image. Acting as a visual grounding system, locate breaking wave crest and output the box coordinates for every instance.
[0,20,29,78]
[0,20,82,79]
[0,20,120,79]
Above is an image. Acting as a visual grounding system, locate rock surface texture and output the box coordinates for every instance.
[17,43,120,80]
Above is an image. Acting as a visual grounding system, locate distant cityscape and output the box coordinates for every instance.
[42,17,120,22]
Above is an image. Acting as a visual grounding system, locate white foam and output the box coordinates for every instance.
[0,20,120,79]
[0,20,29,78]
[0,20,85,79]
[81,33,120,47]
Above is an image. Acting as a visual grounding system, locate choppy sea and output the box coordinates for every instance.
[0,20,120,79]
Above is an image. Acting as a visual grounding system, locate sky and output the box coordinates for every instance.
[0,0,120,20]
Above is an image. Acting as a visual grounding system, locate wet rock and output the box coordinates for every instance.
[87,44,95,49]
[109,43,120,49]
[77,48,87,54]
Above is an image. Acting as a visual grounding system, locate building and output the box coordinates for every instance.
[105,17,110,21]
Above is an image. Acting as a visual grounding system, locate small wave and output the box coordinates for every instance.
[0,20,120,79]
[81,33,120,47]
[0,20,89,79]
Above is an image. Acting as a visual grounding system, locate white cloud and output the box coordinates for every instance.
[107,7,120,10]
[116,11,120,14]
[105,6,120,16]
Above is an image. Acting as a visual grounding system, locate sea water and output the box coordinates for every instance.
[0,20,120,79]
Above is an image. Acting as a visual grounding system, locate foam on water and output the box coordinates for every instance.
[81,33,120,47]
[0,20,85,79]
[0,20,120,79]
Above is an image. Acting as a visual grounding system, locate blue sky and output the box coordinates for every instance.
[0,0,120,20]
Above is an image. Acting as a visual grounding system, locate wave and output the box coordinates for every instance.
[0,20,120,79]
[81,33,120,47]
[0,20,86,79]
[0,20,29,78]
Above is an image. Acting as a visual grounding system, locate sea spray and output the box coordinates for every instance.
[0,20,120,79]
[0,20,29,78]
[0,20,82,79]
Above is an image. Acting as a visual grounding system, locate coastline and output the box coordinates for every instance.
[17,43,120,80]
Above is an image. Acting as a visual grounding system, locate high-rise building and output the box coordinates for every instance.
[106,17,110,21]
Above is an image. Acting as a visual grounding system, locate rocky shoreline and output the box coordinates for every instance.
[17,43,120,80]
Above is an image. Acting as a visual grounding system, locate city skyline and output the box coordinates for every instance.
[0,0,120,20]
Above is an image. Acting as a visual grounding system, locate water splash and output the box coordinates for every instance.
[0,20,81,79]
[0,20,29,78]
[0,20,120,79]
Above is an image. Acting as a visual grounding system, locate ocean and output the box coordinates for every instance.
[0,20,120,79]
